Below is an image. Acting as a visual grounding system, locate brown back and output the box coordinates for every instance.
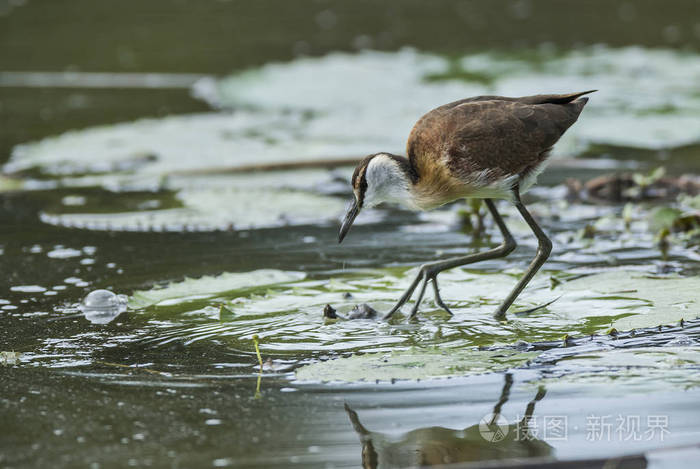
[407,91,594,184]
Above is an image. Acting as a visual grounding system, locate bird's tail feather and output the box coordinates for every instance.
[523,90,597,105]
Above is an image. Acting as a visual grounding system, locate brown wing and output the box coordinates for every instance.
[436,90,595,108]
[407,92,592,184]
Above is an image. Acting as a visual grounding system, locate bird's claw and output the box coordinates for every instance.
[431,279,454,316]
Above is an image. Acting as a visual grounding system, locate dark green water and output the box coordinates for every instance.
[2,2,700,468]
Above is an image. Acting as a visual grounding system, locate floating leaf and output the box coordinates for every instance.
[294,348,537,382]
[558,271,700,330]
[39,177,347,232]
[536,347,700,391]
[126,267,700,366]
[7,47,700,188]
[129,269,306,308]
[1,351,21,366]
[201,46,700,152]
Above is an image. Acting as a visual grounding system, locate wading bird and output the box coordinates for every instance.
[338,91,594,320]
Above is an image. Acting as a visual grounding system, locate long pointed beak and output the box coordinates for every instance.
[338,199,359,243]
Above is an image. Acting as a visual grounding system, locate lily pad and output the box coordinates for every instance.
[39,175,347,231]
[560,346,700,369]
[558,271,700,330]
[201,46,700,153]
[6,47,700,235]
[129,269,306,308]
[294,348,537,382]
[125,267,699,365]
[7,47,700,187]
[536,347,700,392]
[291,270,700,382]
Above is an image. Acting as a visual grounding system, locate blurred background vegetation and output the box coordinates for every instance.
[2,0,699,161]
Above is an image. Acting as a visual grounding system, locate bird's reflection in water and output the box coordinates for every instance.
[345,374,551,468]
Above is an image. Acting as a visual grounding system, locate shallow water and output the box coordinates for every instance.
[2,1,700,468]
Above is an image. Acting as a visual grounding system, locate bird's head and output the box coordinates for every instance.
[338,153,413,243]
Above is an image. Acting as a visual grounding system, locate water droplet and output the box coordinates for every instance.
[80,289,128,324]
[82,289,121,308]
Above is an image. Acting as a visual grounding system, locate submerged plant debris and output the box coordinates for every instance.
[568,167,700,203]
[347,303,379,320]
[1,351,22,366]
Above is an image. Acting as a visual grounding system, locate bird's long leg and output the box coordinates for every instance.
[384,199,516,320]
[490,373,514,423]
[493,188,552,320]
